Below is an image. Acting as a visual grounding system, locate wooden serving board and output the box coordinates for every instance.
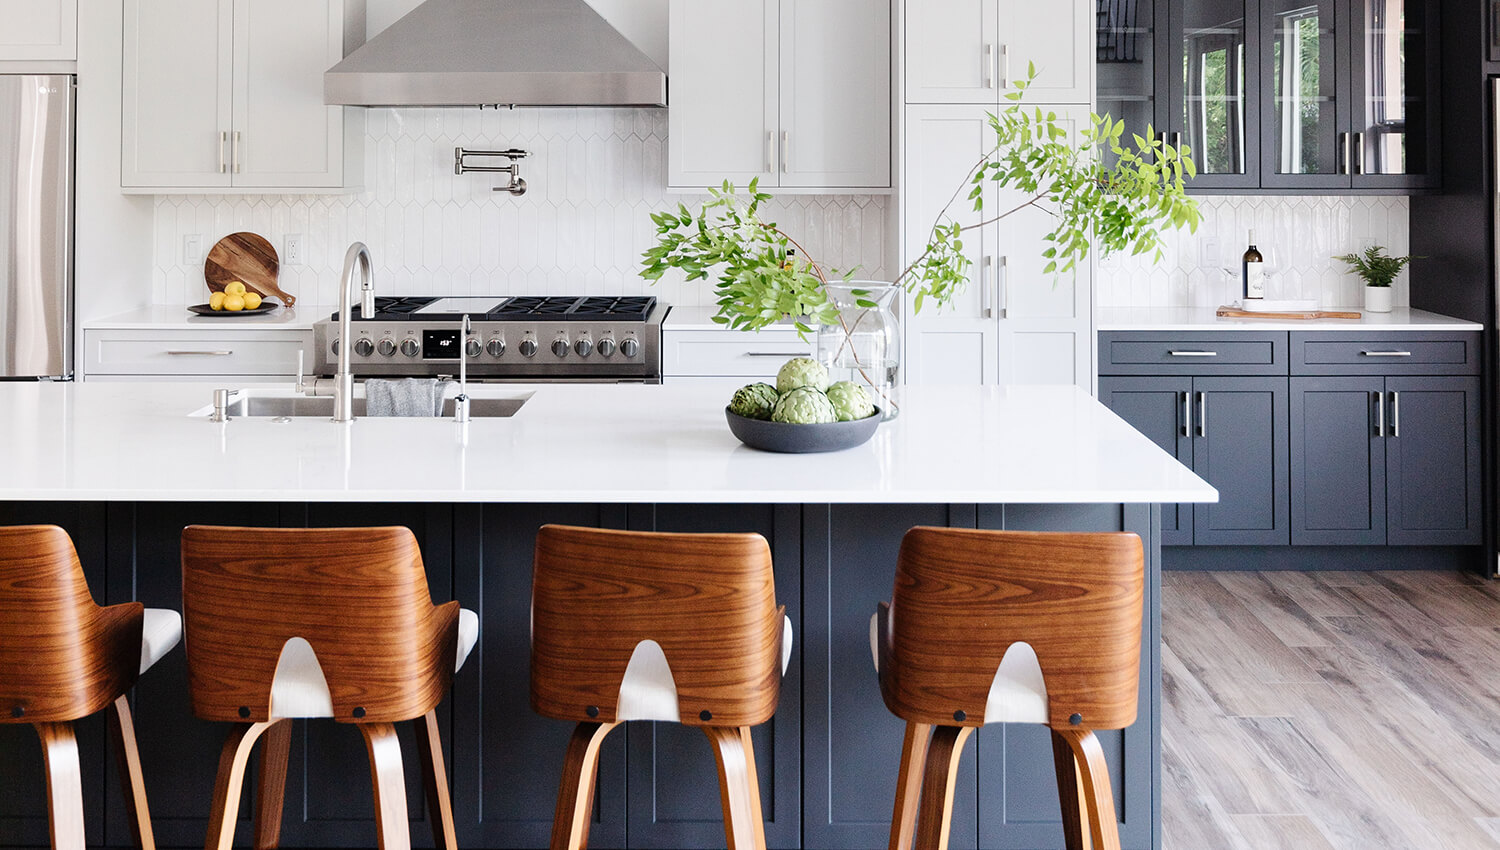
[203,232,295,306]
[1216,305,1360,320]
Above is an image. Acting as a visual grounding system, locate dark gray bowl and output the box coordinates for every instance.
[725,407,881,453]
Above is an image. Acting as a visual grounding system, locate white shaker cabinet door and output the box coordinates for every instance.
[0,0,76,60]
[995,0,1092,104]
[232,0,346,188]
[904,0,998,104]
[902,105,996,385]
[121,0,233,189]
[779,0,891,189]
[668,0,779,189]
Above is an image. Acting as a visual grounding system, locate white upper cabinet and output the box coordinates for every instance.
[669,0,892,191]
[0,0,77,61]
[122,0,364,192]
[905,0,1092,105]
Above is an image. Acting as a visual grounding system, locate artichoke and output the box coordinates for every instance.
[729,382,780,420]
[776,357,829,394]
[771,387,837,424]
[826,381,875,421]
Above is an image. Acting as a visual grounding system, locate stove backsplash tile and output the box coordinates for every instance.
[1096,195,1411,309]
[150,107,889,307]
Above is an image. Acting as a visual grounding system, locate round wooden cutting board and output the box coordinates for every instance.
[203,232,296,306]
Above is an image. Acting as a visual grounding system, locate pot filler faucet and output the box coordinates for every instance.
[333,242,376,423]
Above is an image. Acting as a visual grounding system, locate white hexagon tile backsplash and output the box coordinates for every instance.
[151,107,891,308]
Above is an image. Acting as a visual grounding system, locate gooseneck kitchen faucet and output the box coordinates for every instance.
[333,242,376,423]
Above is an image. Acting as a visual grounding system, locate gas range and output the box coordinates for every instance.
[312,295,667,382]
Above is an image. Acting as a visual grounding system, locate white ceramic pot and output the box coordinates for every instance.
[1363,285,1393,313]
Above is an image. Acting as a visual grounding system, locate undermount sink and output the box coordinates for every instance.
[195,392,529,419]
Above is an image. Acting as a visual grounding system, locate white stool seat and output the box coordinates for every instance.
[614,614,793,723]
[268,607,479,719]
[140,607,182,674]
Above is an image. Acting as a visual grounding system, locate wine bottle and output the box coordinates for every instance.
[1242,230,1265,300]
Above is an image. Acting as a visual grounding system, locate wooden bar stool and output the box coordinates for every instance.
[0,524,181,850]
[180,525,479,850]
[872,527,1144,850]
[530,524,792,850]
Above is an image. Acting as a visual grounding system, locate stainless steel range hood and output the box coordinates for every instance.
[325,0,666,108]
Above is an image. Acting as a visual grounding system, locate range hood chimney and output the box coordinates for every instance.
[325,0,667,108]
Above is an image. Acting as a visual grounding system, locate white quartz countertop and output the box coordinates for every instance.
[0,382,1216,505]
[83,303,332,331]
[1098,306,1481,331]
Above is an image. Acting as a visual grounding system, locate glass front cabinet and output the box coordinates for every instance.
[1096,0,1437,191]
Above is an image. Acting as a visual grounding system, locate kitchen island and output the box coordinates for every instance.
[0,381,1214,850]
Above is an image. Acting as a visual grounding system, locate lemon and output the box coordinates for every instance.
[224,280,247,296]
[224,293,246,312]
[208,291,226,311]
[243,291,263,310]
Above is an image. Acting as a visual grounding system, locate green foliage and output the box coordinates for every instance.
[641,65,1200,331]
[1332,245,1419,288]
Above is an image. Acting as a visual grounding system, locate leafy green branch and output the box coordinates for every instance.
[1332,245,1419,288]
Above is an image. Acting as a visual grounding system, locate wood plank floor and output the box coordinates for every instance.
[1162,570,1500,850]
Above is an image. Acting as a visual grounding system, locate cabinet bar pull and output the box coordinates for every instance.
[1168,350,1217,357]
[1359,350,1412,357]
[1172,131,1182,150]
[999,44,1010,89]
[218,131,227,174]
[781,130,789,173]
[1339,132,1352,175]
[1181,390,1191,437]
[232,131,241,174]
[1390,390,1399,437]
[980,256,993,318]
[1374,390,1384,436]
[1354,132,1365,175]
[998,255,1009,318]
[1196,391,1206,437]
[167,350,232,356]
[984,43,995,89]
[766,131,774,173]
[742,351,802,357]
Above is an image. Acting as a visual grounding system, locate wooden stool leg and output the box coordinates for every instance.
[913,725,973,850]
[550,721,619,850]
[35,722,86,850]
[205,721,275,850]
[108,695,158,850]
[1058,729,1121,850]
[253,719,292,850]
[703,726,768,850]
[1050,728,1089,850]
[414,709,458,850]
[888,721,933,850]
[358,723,412,850]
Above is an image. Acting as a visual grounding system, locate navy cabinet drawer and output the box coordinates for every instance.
[1099,332,1287,375]
[1290,332,1480,375]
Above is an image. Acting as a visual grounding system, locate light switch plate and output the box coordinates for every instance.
[182,234,201,265]
[1199,236,1220,269]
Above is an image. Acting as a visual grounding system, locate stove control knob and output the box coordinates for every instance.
[486,337,506,357]
[597,337,616,357]
[353,337,375,357]
[400,338,420,358]
[330,338,340,355]
[574,337,592,357]
[551,337,570,358]
[465,338,482,358]
[620,337,640,359]
[377,338,396,357]
[519,338,538,358]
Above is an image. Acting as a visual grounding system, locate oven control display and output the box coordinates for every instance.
[422,329,459,359]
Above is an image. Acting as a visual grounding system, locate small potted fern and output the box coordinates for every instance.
[1333,245,1418,314]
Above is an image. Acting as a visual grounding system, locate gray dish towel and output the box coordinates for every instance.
[364,378,449,416]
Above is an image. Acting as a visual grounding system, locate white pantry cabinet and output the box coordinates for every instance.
[668,0,891,191]
[0,0,76,60]
[902,104,1092,388]
[904,0,1091,104]
[121,0,365,192]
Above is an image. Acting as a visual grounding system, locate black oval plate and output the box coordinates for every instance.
[725,407,881,453]
[188,302,277,317]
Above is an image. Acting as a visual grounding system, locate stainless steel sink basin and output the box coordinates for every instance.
[215,394,527,419]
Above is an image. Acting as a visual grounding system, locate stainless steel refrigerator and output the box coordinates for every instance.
[0,74,74,379]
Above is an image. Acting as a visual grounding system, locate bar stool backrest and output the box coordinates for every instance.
[180,525,459,724]
[0,525,143,723]
[882,527,1144,731]
[530,524,783,727]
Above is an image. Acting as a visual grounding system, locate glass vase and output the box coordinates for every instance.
[815,281,901,420]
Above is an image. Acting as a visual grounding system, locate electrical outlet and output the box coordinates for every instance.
[1199,237,1220,269]
[285,234,304,266]
[182,234,201,265]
